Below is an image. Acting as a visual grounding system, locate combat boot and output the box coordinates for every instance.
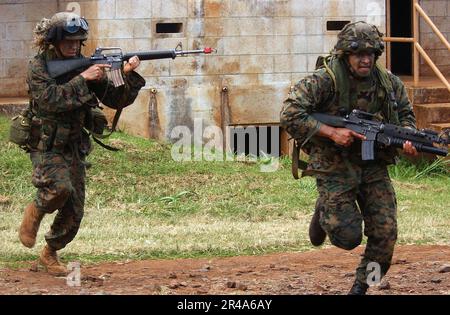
[39,245,67,276]
[348,280,369,295]
[309,206,326,246]
[19,201,44,248]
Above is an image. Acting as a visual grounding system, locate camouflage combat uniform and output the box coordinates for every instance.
[27,48,145,250]
[280,23,416,288]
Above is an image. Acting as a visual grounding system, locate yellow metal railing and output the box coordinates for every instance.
[384,0,450,92]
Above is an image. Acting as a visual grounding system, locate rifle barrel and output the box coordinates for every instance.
[123,48,214,61]
[123,50,177,61]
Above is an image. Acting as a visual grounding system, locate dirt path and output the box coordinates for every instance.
[1,245,449,295]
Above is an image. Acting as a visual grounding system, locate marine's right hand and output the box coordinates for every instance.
[330,127,366,147]
[80,64,111,81]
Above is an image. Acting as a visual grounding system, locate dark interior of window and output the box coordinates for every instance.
[156,23,183,34]
[326,20,351,31]
[390,0,413,75]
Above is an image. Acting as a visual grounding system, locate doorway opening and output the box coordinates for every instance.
[389,0,413,75]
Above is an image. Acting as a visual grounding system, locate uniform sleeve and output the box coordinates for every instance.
[390,74,416,129]
[89,70,146,110]
[280,69,334,142]
[27,56,93,114]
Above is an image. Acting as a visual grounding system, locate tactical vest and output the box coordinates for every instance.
[318,55,400,125]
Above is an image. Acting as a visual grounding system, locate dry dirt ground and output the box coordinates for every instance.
[1,245,449,295]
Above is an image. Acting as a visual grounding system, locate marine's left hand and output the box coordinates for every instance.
[124,56,141,74]
[403,141,419,156]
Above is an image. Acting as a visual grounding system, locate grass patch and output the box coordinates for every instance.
[0,115,449,265]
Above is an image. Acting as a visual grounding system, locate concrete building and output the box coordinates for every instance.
[0,0,449,155]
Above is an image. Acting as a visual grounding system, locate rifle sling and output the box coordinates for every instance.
[91,134,119,151]
[292,140,308,180]
[111,108,122,132]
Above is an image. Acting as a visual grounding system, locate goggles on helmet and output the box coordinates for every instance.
[64,16,89,34]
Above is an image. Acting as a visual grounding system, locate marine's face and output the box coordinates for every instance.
[56,39,81,58]
[347,51,375,77]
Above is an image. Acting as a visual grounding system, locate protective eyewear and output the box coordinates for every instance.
[64,16,89,34]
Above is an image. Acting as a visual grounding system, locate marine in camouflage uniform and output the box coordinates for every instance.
[280,22,417,295]
[18,12,145,275]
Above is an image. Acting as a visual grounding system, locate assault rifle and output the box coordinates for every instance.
[46,46,214,87]
[311,109,449,160]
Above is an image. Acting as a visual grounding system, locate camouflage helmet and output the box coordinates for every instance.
[45,12,89,43]
[334,21,385,57]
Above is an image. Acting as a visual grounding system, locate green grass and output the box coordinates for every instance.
[0,115,449,266]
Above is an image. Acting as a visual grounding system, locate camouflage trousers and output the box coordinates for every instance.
[315,161,397,286]
[30,149,86,250]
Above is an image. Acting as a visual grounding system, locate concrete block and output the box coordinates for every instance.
[90,20,136,39]
[81,0,116,20]
[133,20,153,38]
[222,74,259,87]
[223,36,258,55]
[228,84,285,124]
[0,4,25,22]
[189,37,225,55]
[0,60,5,78]
[152,38,188,51]
[0,41,25,58]
[324,0,354,17]
[274,54,307,73]
[355,0,385,17]
[421,33,446,50]
[0,78,28,97]
[116,0,152,19]
[170,55,206,76]
[273,17,292,36]
[153,0,188,18]
[306,35,327,54]
[5,59,27,78]
[291,0,323,17]
[204,56,240,75]
[291,18,307,35]
[188,0,229,18]
[0,24,6,41]
[273,0,291,17]
[187,18,205,37]
[89,38,153,55]
[24,1,57,21]
[113,90,151,138]
[222,18,242,36]
[227,0,274,17]
[256,36,291,55]
[258,73,292,85]
[202,18,225,36]
[239,55,274,74]
[354,15,385,31]
[6,22,34,41]
[305,18,323,35]
[239,17,273,36]
[136,59,170,77]
[292,36,308,54]
[421,0,448,17]
[324,34,337,53]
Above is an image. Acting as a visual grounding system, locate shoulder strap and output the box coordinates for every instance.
[291,140,309,179]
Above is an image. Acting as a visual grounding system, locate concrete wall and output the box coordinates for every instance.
[0,0,387,141]
[419,0,450,76]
